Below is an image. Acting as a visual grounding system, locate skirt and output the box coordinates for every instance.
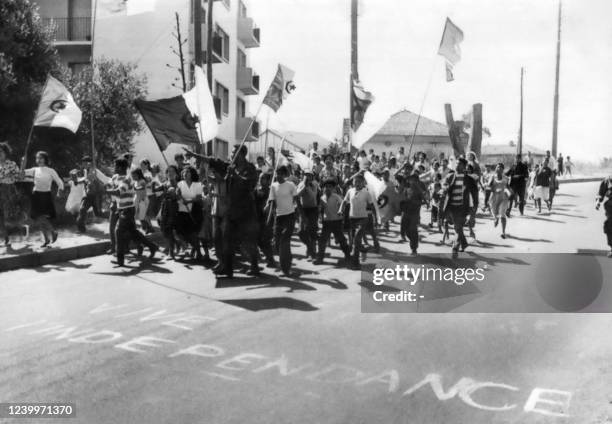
[534,186,548,200]
[31,191,56,220]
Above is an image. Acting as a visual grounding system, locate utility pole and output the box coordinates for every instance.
[206,0,214,90]
[518,67,524,156]
[551,0,562,157]
[348,0,358,151]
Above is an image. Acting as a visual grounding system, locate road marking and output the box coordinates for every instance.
[203,371,241,382]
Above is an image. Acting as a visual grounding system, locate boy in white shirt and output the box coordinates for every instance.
[339,173,373,269]
[269,165,298,276]
[314,179,350,265]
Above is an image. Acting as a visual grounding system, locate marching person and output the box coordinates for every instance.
[106,158,158,267]
[176,166,204,260]
[505,153,529,216]
[24,151,64,248]
[488,163,511,239]
[595,174,612,257]
[442,157,477,256]
[158,165,180,259]
[269,165,297,276]
[340,173,374,270]
[0,142,22,247]
[466,152,481,239]
[565,156,573,177]
[399,170,426,256]
[254,172,275,268]
[314,179,350,265]
[533,158,553,213]
[76,155,110,233]
[296,169,320,260]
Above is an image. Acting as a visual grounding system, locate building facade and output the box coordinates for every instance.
[36,0,260,166]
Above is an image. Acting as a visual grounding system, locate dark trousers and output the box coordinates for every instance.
[365,214,379,248]
[431,205,439,224]
[484,190,491,208]
[77,193,103,230]
[274,213,296,274]
[109,204,119,252]
[508,183,526,215]
[298,207,318,257]
[448,205,468,251]
[115,207,157,265]
[257,219,274,263]
[317,220,349,260]
[400,210,420,251]
[223,215,259,272]
[604,203,612,248]
[349,217,367,263]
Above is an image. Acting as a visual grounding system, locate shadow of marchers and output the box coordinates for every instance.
[34,261,93,273]
[92,258,171,277]
[220,297,319,312]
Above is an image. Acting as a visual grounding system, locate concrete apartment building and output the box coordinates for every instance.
[36,0,260,165]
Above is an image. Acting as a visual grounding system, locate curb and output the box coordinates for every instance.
[0,234,164,273]
[559,177,603,184]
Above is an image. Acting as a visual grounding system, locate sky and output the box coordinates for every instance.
[248,0,612,160]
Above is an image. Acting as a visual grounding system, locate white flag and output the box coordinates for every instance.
[182,66,219,144]
[438,18,464,82]
[33,76,82,133]
[97,0,155,18]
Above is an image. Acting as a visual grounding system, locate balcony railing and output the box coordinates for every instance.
[237,17,260,48]
[43,17,92,42]
[236,117,259,141]
[237,67,259,95]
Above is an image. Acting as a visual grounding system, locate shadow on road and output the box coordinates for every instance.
[220,297,319,312]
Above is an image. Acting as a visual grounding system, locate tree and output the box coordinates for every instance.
[0,0,60,157]
[70,58,148,169]
[166,12,188,92]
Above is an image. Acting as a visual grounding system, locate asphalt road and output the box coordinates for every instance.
[1,181,611,424]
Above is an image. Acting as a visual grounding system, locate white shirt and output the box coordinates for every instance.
[177,180,203,212]
[344,187,372,218]
[25,166,64,192]
[270,180,297,216]
[357,156,371,170]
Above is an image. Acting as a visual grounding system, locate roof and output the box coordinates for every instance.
[263,129,333,151]
[481,143,547,156]
[367,109,450,140]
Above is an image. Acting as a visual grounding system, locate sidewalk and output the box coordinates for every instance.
[0,177,604,272]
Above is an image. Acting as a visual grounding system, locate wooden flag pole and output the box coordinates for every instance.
[227,100,264,169]
[90,0,98,169]
[518,67,524,156]
[21,74,51,170]
[266,134,286,225]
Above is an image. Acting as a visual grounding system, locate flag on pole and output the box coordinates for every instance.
[278,149,312,172]
[33,76,82,133]
[351,79,374,132]
[97,0,156,18]
[182,66,219,143]
[263,64,296,112]
[438,18,464,82]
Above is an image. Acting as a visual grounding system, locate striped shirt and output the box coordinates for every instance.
[449,174,464,206]
[115,176,136,210]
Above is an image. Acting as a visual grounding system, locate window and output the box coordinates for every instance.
[236,97,246,118]
[237,48,246,68]
[215,82,229,116]
[69,62,90,75]
[239,1,247,17]
[215,24,230,62]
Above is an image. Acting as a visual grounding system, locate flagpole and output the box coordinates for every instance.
[406,56,438,160]
[517,67,524,156]
[227,100,264,169]
[21,74,51,171]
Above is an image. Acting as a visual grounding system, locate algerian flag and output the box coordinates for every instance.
[97,0,155,18]
[438,18,464,82]
[33,76,82,133]
[263,64,296,112]
[182,66,219,144]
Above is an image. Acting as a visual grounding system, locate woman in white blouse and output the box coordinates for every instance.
[24,151,64,247]
[176,166,203,259]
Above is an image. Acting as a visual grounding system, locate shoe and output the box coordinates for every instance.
[312,258,324,265]
[266,259,277,268]
[149,245,158,259]
[372,245,380,254]
[428,223,433,228]
[411,250,418,257]
[41,241,50,248]
[77,226,86,234]
[398,238,406,244]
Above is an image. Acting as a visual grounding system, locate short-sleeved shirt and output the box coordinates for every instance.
[270,181,297,216]
[297,180,319,209]
[344,187,371,218]
[321,192,343,221]
[177,180,203,212]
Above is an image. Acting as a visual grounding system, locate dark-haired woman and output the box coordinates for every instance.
[24,151,64,247]
[176,166,203,259]
[0,142,22,247]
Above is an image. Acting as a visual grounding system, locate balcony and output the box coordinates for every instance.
[236,117,259,142]
[43,17,92,43]
[237,17,260,48]
[237,67,259,95]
